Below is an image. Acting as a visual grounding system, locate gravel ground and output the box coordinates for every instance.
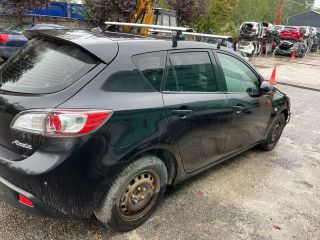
[252,53,320,91]
[0,62,320,240]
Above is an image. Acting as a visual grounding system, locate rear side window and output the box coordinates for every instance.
[0,38,98,94]
[132,51,166,91]
[165,52,218,92]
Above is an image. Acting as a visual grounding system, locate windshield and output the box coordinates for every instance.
[0,38,99,94]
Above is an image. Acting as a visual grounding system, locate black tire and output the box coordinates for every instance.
[94,155,168,232]
[259,114,286,151]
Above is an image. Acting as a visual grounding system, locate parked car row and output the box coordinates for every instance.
[237,21,280,57]
[0,23,68,60]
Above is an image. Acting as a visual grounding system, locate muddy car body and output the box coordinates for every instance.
[0,29,290,232]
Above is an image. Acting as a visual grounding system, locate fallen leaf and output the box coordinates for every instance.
[272,224,281,230]
[196,191,204,196]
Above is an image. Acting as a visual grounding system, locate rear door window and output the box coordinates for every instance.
[164,51,218,92]
[0,38,98,94]
[217,52,259,94]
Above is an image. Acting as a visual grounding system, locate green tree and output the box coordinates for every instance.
[233,0,315,26]
[156,0,169,8]
[83,0,137,25]
[4,0,50,15]
[196,0,240,34]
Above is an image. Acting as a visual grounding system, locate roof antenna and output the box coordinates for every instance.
[83,7,103,34]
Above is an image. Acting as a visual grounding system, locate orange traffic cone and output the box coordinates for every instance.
[269,64,277,85]
[291,50,296,60]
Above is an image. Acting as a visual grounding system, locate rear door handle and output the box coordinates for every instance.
[171,110,194,117]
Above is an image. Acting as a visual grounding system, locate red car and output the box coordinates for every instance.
[279,26,304,40]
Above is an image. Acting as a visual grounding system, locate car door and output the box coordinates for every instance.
[162,50,232,173]
[215,51,272,154]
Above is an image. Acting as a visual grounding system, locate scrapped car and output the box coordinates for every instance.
[279,26,304,40]
[238,22,265,56]
[275,25,285,32]
[239,22,264,40]
[274,40,306,57]
[237,40,259,56]
[275,26,307,57]
[0,29,290,232]
[301,26,314,52]
[0,23,67,60]
[261,23,280,54]
[311,27,319,52]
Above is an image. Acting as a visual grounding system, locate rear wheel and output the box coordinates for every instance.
[94,155,168,232]
[259,114,286,151]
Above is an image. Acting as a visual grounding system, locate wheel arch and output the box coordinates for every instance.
[119,147,179,186]
[281,108,290,123]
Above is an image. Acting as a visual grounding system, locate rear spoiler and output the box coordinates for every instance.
[23,30,119,64]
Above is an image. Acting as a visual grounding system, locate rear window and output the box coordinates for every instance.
[132,51,166,91]
[0,38,98,94]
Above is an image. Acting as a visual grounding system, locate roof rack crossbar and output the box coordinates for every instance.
[104,21,193,47]
[104,21,193,32]
[150,30,231,39]
[182,32,231,39]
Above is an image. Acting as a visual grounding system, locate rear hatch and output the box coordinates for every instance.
[0,36,101,160]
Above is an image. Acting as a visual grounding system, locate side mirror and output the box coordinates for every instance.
[260,81,272,93]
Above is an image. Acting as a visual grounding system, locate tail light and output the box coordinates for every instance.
[11,109,113,137]
[252,28,257,32]
[18,193,33,207]
[0,33,9,43]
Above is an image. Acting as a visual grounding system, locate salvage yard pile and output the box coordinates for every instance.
[237,21,320,58]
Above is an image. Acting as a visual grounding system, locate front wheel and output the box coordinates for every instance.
[259,113,286,151]
[94,155,168,232]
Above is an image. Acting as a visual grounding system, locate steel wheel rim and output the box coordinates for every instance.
[117,170,160,221]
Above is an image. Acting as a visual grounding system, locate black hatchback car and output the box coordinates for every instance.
[0,29,290,232]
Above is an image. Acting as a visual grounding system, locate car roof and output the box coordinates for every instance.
[24,29,236,63]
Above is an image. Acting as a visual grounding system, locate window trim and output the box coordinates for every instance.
[214,50,262,95]
[132,50,168,92]
[161,49,224,94]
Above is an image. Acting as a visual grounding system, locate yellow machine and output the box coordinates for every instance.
[124,0,177,35]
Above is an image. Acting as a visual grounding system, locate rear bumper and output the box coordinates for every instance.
[0,176,61,217]
[0,135,114,218]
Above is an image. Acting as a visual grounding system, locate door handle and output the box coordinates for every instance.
[233,105,245,114]
[171,110,194,117]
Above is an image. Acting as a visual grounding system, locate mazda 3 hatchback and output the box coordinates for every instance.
[0,29,290,232]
